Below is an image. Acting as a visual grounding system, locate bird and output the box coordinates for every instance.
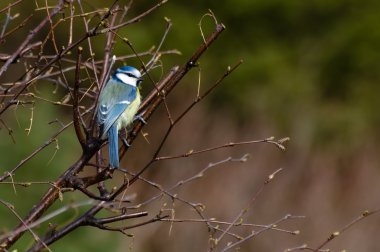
[97,66,143,169]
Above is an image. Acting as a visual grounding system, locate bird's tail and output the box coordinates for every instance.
[108,125,119,169]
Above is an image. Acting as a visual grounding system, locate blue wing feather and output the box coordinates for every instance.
[97,79,137,139]
[108,125,119,168]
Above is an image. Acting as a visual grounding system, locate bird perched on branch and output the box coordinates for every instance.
[97,66,143,169]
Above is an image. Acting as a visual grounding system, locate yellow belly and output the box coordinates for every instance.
[116,93,141,131]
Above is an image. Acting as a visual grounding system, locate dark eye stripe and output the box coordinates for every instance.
[122,72,136,78]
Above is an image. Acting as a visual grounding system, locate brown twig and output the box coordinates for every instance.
[0,0,23,14]
[114,23,226,196]
[285,209,380,252]
[0,15,225,251]
[0,14,33,43]
[0,123,69,182]
[0,0,167,117]
[73,47,86,148]
[98,0,168,34]
[314,209,380,251]
[0,0,64,78]
[0,199,51,252]
[212,168,284,251]
[155,136,288,161]
[220,214,302,252]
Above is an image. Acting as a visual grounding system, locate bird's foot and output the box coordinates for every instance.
[133,113,147,124]
[121,137,131,148]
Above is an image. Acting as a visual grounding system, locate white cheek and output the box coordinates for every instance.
[116,73,136,86]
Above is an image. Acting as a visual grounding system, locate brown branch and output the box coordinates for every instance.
[117,32,174,125]
[138,65,179,112]
[155,136,288,161]
[99,5,120,87]
[220,214,301,252]
[73,47,86,148]
[0,199,51,252]
[0,0,23,14]
[88,214,169,233]
[0,41,42,62]
[285,245,329,252]
[286,209,380,252]
[146,59,243,163]
[0,14,33,43]
[76,0,105,89]
[95,211,149,224]
[98,0,168,34]
[0,17,225,251]
[0,122,71,182]
[0,0,64,78]
[6,20,225,251]
[0,0,166,117]
[160,217,302,236]
[120,155,250,233]
[314,209,380,251]
[145,17,173,71]
[116,22,226,195]
[213,168,284,250]
[0,107,96,248]
[0,142,102,250]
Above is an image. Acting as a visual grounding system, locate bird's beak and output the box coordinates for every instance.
[137,77,143,86]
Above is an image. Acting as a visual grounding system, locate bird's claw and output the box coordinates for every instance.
[121,138,131,148]
[134,113,147,124]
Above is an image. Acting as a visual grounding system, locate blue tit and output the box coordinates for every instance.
[97,66,143,169]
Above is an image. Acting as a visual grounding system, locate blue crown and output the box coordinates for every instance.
[113,66,142,79]
[117,66,138,73]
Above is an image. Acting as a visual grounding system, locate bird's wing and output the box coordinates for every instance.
[97,80,137,138]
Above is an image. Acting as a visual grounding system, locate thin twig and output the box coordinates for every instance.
[314,209,380,251]
[214,168,284,250]
[0,0,64,77]
[0,0,23,14]
[0,199,51,252]
[73,47,86,148]
[156,136,288,161]
[0,13,225,251]
[220,214,302,252]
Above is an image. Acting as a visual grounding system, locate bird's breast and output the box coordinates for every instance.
[116,92,141,130]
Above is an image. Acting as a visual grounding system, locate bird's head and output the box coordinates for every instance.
[113,66,143,87]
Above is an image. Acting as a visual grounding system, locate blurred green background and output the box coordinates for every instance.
[1,0,380,251]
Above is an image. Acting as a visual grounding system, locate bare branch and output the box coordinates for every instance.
[213,168,284,250]
[73,46,86,148]
[0,0,23,14]
[0,13,226,251]
[155,136,289,161]
[0,0,64,78]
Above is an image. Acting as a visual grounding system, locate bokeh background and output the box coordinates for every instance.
[1,0,380,251]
